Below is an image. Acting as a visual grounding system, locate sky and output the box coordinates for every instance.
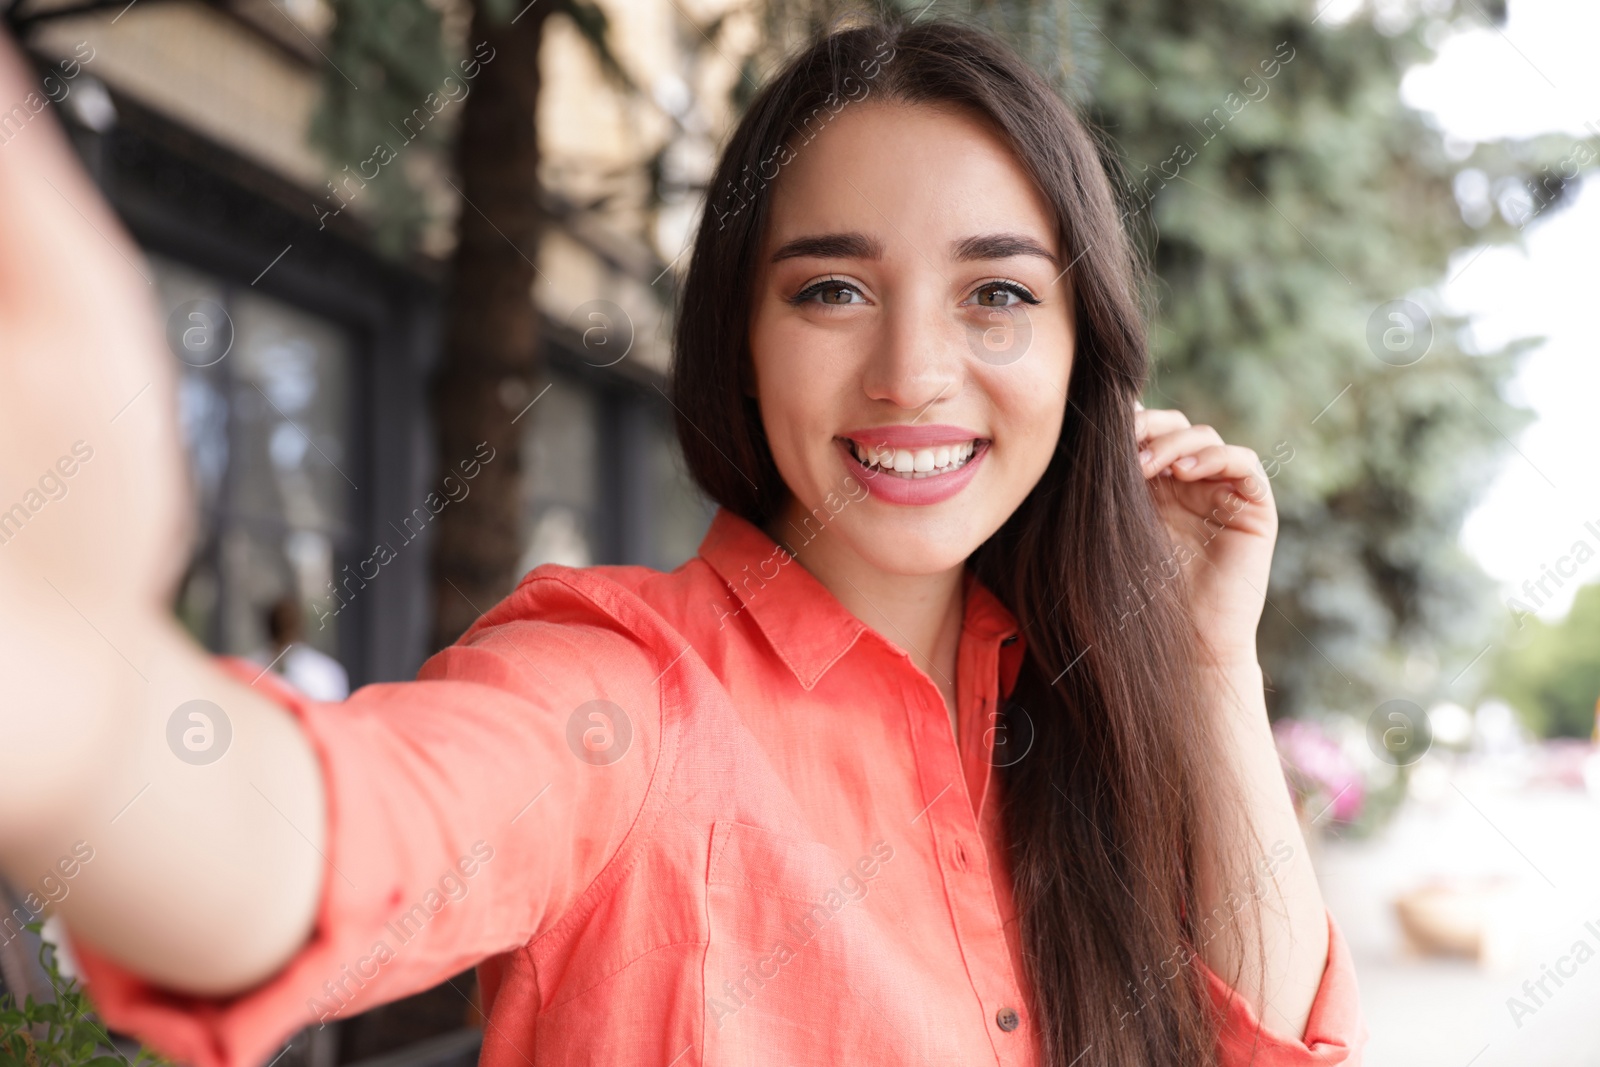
[1394,0,1600,622]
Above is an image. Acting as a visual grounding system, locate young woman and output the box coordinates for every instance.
[0,12,1364,1067]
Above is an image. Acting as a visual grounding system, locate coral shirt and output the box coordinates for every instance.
[72,507,1366,1067]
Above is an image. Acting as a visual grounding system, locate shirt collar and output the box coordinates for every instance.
[697,508,868,690]
[697,507,1024,692]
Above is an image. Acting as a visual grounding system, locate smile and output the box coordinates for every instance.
[844,438,983,479]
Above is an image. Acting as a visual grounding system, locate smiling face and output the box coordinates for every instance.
[749,100,1075,576]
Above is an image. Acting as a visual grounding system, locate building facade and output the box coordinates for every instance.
[11,0,744,687]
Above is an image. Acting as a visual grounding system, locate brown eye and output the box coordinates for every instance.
[790,278,865,307]
[970,281,1037,308]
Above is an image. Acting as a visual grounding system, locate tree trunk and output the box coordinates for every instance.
[430,0,552,650]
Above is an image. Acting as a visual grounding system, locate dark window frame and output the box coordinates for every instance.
[56,78,444,688]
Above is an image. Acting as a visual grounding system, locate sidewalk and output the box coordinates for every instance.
[1316,750,1600,1067]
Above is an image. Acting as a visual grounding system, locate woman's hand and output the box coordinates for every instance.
[0,30,196,839]
[0,29,192,622]
[0,34,190,609]
[1133,401,1277,668]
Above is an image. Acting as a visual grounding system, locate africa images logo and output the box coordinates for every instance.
[566,699,633,766]
[166,699,232,765]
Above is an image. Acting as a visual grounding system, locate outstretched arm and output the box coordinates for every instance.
[0,28,324,994]
[0,39,665,1047]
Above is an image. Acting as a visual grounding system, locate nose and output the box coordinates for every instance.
[858,285,964,412]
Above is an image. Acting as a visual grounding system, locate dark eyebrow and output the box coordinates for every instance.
[769,232,886,263]
[950,232,1060,267]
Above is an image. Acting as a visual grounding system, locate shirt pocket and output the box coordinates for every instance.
[701,820,904,1063]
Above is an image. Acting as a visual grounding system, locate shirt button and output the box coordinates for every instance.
[996,1006,1020,1032]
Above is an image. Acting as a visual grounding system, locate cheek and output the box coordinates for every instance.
[750,299,862,390]
[984,343,1070,483]
[748,315,849,484]
[1001,386,1065,475]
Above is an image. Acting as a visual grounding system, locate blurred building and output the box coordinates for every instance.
[13,0,742,691]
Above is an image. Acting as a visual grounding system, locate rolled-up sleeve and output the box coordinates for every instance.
[1204,909,1367,1066]
[69,570,668,1067]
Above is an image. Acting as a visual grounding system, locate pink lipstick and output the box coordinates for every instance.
[836,424,989,506]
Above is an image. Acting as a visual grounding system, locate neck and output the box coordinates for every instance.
[765,498,965,719]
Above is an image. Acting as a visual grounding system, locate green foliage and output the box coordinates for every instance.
[0,923,167,1067]
[1491,582,1600,738]
[307,0,455,253]
[310,0,637,255]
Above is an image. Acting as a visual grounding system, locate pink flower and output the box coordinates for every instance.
[1273,718,1364,824]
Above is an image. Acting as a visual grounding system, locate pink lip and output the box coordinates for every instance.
[834,437,990,506]
[840,423,985,449]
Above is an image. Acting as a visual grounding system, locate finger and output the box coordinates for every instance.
[1133,407,1190,446]
[1155,472,1277,544]
[0,34,143,314]
[0,33,167,432]
[1137,423,1223,476]
[1165,444,1270,501]
[1191,480,1261,530]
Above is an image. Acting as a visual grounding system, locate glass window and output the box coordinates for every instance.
[517,372,600,573]
[516,367,713,576]
[647,404,714,571]
[152,253,357,686]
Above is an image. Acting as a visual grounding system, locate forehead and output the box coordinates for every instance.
[759,100,1060,257]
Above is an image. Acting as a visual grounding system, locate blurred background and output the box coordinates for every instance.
[0,0,1596,1063]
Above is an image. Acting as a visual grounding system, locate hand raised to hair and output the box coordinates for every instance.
[1132,401,1277,669]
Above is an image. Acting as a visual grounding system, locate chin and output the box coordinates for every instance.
[858,535,978,576]
[837,501,1002,575]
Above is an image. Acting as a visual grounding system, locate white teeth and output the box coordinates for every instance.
[847,438,982,478]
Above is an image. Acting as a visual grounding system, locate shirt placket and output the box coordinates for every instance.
[904,628,1033,1066]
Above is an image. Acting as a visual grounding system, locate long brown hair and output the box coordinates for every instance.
[669,12,1266,1065]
